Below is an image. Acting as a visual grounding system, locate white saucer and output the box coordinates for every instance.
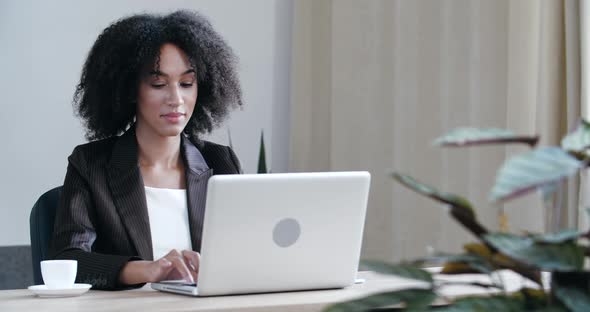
[28,283,92,298]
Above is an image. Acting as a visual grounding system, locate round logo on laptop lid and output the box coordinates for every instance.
[273,218,301,248]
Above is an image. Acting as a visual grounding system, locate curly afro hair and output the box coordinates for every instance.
[74,10,242,143]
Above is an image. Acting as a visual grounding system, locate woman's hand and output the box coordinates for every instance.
[118,249,200,285]
[159,249,200,282]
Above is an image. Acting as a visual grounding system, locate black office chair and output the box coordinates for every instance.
[29,187,62,285]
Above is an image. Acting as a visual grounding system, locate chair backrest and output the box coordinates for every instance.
[29,187,62,285]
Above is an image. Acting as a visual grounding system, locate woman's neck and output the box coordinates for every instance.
[135,126,182,169]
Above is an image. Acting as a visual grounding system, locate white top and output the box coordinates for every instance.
[144,186,193,260]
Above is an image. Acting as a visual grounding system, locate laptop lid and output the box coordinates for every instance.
[196,171,371,296]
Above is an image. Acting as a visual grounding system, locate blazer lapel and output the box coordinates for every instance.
[181,135,212,253]
[106,130,213,259]
[107,128,154,260]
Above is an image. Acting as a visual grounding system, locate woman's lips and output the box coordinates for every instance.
[161,112,185,123]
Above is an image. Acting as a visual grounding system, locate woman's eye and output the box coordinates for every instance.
[180,82,194,88]
[151,83,166,89]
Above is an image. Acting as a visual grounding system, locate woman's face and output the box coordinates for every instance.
[136,43,197,138]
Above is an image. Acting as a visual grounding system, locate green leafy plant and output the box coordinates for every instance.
[258,130,268,174]
[325,121,590,311]
[227,128,269,174]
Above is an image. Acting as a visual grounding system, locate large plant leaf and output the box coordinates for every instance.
[460,243,500,273]
[531,229,583,244]
[442,292,566,312]
[460,243,541,286]
[532,307,570,312]
[392,172,490,238]
[513,288,551,310]
[440,262,480,275]
[415,252,494,275]
[392,173,473,212]
[430,248,535,286]
[561,120,590,156]
[433,128,539,147]
[553,285,590,312]
[463,243,492,258]
[437,295,525,312]
[360,260,433,283]
[483,233,584,271]
[392,173,490,238]
[323,288,436,312]
[413,253,487,265]
[489,147,583,202]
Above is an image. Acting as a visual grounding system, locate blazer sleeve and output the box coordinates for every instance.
[49,146,142,290]
[227,146,243,174]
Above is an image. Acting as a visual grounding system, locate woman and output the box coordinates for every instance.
[49,10,242,290]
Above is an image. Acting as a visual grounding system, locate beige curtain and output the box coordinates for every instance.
[579,0,590,230]
[505,0,581,233]
[290,0,583,262]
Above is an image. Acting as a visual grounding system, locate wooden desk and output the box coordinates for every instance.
[0,271,540,312]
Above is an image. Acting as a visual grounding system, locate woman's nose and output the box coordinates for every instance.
[167,85,184,106]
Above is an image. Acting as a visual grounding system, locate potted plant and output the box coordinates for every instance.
[325,121,590,311]
[227,128,269,174]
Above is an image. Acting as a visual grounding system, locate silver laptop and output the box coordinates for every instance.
[151,171,370,296]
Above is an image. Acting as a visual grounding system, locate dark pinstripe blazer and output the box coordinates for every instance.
[48,127,241,290]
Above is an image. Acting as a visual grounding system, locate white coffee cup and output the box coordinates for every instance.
[40,260,77,289]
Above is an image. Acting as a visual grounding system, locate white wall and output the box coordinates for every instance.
[0,0,293,246]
